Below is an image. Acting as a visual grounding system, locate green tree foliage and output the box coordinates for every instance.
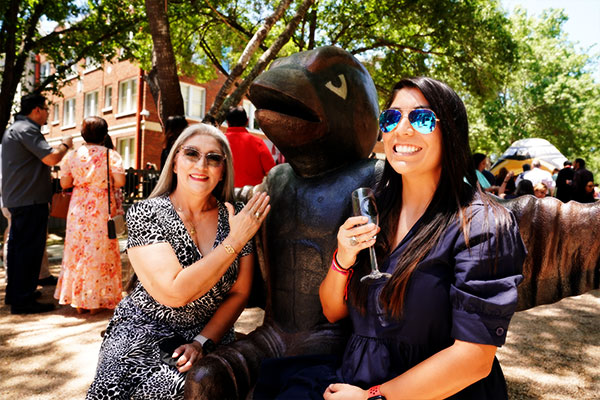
[0,0,144,136]
[468,8,600,173]
[298,0,517,101]
[130,0,517,111]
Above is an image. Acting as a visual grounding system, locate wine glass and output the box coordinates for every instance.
[351,187,392,283]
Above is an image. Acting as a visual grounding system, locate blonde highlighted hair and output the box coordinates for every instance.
[149,123,234,202]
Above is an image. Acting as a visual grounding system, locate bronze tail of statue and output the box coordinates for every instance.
[184,320,350,399]
[499,195,600,311]
[184,322,285,399]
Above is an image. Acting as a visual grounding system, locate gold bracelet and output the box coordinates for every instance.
[223,243,237,254]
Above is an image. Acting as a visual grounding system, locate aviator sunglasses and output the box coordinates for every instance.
[379,108,439,134]
[179,146,226,167]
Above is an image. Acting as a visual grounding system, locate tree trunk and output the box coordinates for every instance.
[144,0,185,127]
[0,0,44,137]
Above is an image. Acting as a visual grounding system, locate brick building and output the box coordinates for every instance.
[39,56,274,170]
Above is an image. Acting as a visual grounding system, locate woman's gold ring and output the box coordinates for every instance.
[255,211,261,219]
[350,236,359,246]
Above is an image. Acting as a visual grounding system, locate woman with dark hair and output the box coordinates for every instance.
[161,115,189,170]
[259,78,526,399]
[54,117,125,314]
[505,179,534,199]
[87,123,270,399]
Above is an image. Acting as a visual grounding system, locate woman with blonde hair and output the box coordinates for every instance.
[87,123,270,399]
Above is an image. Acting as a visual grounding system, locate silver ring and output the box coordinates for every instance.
[350,236,358,246]
[254,211,261,219]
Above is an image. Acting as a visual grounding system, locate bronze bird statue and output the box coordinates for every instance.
[185,46,600,399]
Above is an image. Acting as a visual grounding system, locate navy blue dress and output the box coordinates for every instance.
[255,197,526,399]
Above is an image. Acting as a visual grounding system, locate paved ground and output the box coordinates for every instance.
[1,237,599,399]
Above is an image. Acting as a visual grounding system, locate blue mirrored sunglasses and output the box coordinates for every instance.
[379,108,439,134]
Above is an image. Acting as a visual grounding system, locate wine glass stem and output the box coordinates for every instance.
[369,246,378,273]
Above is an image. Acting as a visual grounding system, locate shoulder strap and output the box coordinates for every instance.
[107,149,111,216]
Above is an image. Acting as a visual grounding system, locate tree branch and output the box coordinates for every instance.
[351,39,446,57]
[215,0,316,122]
[207,0,294,119]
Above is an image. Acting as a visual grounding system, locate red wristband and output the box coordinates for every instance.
[367,384,386,400]
[331,249,351,275]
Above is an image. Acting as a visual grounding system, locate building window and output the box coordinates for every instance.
[65,63,78,80]
[63,98,76,127]
[118,78,137,115]
[103,85,113,111]
[84,91,99,117]
[40,62,51,80]
[84,56,100,73]
[117,136,136,169]
[52,104,60,124]
[243,100,261,131]
[180,83,205,120]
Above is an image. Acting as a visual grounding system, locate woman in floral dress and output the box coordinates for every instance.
[54,116,125,313]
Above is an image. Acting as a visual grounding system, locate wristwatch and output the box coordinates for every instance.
[193,334,217,355]
[367,385,386,400]
[201,338,217,355]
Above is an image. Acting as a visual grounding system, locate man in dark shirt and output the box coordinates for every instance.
[572,158,594,203]
[2,94,73,314]
[554,161,574,202]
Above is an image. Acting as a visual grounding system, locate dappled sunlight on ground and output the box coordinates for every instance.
[0,248,597,399]
[498,289,600,399]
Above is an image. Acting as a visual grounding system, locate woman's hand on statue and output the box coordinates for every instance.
[172,341,203,373]
[323,383,368,400]
[224,191,271,250]
[336,216,379,269]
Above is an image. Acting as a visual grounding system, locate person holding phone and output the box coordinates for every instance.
[258,77,526,399]
[87,123,270,400]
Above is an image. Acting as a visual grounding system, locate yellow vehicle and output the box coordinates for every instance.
[490,138,568,176]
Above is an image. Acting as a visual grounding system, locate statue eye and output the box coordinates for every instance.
[325,74,347,100]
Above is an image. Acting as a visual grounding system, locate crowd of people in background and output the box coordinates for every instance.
[0,96,281,316]
[473,153,597,203]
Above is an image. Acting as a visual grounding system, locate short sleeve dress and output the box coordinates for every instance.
[259,196,526,400]
[87,195,253,400]
[54,145,124,310]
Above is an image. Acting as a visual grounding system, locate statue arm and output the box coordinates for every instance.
[499,195,600,310]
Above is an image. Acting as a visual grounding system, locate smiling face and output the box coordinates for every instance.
[383,87,443,185]
[173,134,225,199]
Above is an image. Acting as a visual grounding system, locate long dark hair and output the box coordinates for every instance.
[348,77,508,317]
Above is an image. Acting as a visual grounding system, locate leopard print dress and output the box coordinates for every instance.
[87,195,253,400]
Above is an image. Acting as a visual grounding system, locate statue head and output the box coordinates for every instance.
[249,46,379,178]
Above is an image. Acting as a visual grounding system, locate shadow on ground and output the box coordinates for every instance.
[0,245,597,399]
[498,289,600,400]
